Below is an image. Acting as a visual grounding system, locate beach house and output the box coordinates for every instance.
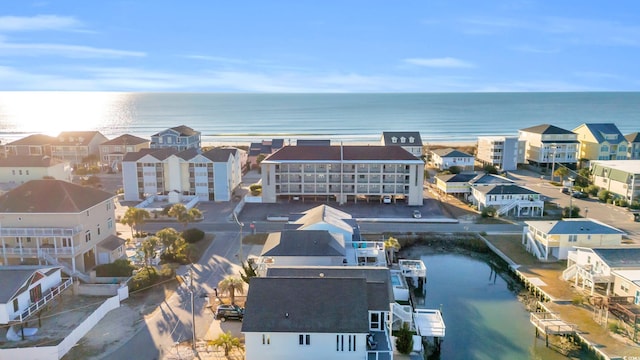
[564,247,640,296]
[522,219,624,261]
[51,131,109,166]
[150,125,201,151]
[434,173,477,198]
[248,139,284,169]
[625,132,640,160]
[518,124,579,171]
[242,266,394,360]
[470,184,543,217]
[3,134,56,158]
[573,123,629,162]
[429,148,475,171]
[0,180,123,276]
[99,134,150,172]
[590,160,640,204]
[380,131,424,158]
[260,144,425,205]
[122,147,243,202]
[0,155,72,186]
[0,266,72,325]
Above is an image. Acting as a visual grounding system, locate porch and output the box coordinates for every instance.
[367,330,392,360]
[345,241,387,267]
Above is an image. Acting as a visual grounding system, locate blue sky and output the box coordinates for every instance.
[1,1,639,92]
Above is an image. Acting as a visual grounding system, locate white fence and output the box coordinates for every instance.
[0,293,122,360]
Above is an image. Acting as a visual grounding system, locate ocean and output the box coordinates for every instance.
[0,92,638,146]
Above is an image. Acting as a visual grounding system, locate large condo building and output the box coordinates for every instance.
[260,145,424,205]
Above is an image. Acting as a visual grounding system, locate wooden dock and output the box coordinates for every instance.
[530,311,576,347]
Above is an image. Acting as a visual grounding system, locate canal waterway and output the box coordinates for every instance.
[419,253,597,360]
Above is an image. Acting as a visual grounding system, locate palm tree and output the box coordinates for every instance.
[208,331,243,357]
[168,203,202,229]
[218,276,245,305]
[384,236,401,265]
[156,227,181,255]
[122,207,150,235]
[141,236,159,267]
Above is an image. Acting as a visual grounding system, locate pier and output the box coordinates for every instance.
[530,311,577,346]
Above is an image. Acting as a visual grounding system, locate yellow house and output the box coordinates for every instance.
[572,123,629,161]
[522,218,623,261]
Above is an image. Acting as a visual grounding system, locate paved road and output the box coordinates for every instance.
[104,232,242,360]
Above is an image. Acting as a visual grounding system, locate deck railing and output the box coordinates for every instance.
[12,278,73,323]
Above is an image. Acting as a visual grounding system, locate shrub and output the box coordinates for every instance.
[630,201,640,210]
[182,228,205,243]
[571,295,584,306]
[95,259,135,277]
[129,266,160,292]
[616,198,629,207]
[586,185,599,197]
[395,323,414,354]
[598,189,611,202]
[249,184,262,196]
[481,206,497,218]
[448,165,462,174]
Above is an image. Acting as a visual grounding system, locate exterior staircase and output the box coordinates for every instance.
[41,252,91,283]
[391,302,415,331]
[562,264,577,281]
[497,200,519,216]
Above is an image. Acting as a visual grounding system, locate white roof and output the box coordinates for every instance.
[615,269,640,283]
[591,160,640,175]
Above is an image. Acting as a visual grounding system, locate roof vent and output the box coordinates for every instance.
[285,312,289,318]
[319,272,325,278]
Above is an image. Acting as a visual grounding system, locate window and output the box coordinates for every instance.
[336,335,356,351]
[568,235,577,243]
[85,231,91,243]
[19,170,22,175]
[97,224,101,235]
[62,238,72,247]
[13,299,18,313]
[299,334,310,345]
[262,334,270,345]
[26,170,29,175]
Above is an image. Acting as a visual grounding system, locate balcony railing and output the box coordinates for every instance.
[0,225,83,237]
[1,246,76,257]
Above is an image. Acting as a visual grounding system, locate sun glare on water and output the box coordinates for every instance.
[0,92,131,139]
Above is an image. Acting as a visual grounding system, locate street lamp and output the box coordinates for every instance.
[585,207,589,219]
[187,266,197,353]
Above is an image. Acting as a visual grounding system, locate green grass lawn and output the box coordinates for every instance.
[483,234,541,266]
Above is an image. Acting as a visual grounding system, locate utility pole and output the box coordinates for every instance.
[233,212,244,263]
[550,144,557,182]
[568,176,575,218]
[189,266,197,353]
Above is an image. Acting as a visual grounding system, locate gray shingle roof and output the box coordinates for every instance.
[0,179,113,213]
[151,125,200,137]
[592,248,640,268]
[7,134,56,146]
[381,131,423,146]
[122,148,179,162]
[98,235,126,251]
[0,267,60,303]
[241,277,369,333]
[431,148,473,158]
[56,131,106,145]
[435,173,477,183]
[261,230,345,257]
[520,124,575,135]
[288,205,355,235]
[265,145,421,162]
[475,184,539,195]
[626,132,640,143]
[469,173,514,185]
[201,148,235,162]
[101,134,149,146]
[574,123,626,144]
[527,219,624,235]
[266,266,393,310]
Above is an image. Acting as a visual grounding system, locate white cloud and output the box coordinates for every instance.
[512,45,559,54]
[0,15,82,32]
[0,41,146,58]
[404,57,475,68]
[182,55,248,64]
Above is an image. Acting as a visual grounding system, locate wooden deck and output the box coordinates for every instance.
[530,311,576,335]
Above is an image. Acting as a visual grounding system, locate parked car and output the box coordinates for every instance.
[382,195,392,204]
[214,304,244,322]
[571,191,588,199]
[560,187,570,194]
[412,210,422,219]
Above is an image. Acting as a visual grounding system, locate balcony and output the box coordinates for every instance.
[11,277,73,323]
[1,246,76,258]
[0,225,83,237]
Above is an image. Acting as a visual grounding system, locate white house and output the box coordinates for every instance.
[150,125,201,151]
[99,134,150,172]
[523,219,624,261]
[285,204,359,242]
[122,147,244,202]
[242,268,394,360]
[518,124,579,170]
[470,184,544,217]
[434,173,477,197]
[564,247,640,296]
[0,155,72,185]
[260,230,347,268]
[0,267,72,324]
[0,180,123,275]
[430,148,474,171]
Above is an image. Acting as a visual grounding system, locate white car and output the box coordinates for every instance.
[383,195,392,204]
[412,210,422,218]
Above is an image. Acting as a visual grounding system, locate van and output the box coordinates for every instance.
[382,195,392,204]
